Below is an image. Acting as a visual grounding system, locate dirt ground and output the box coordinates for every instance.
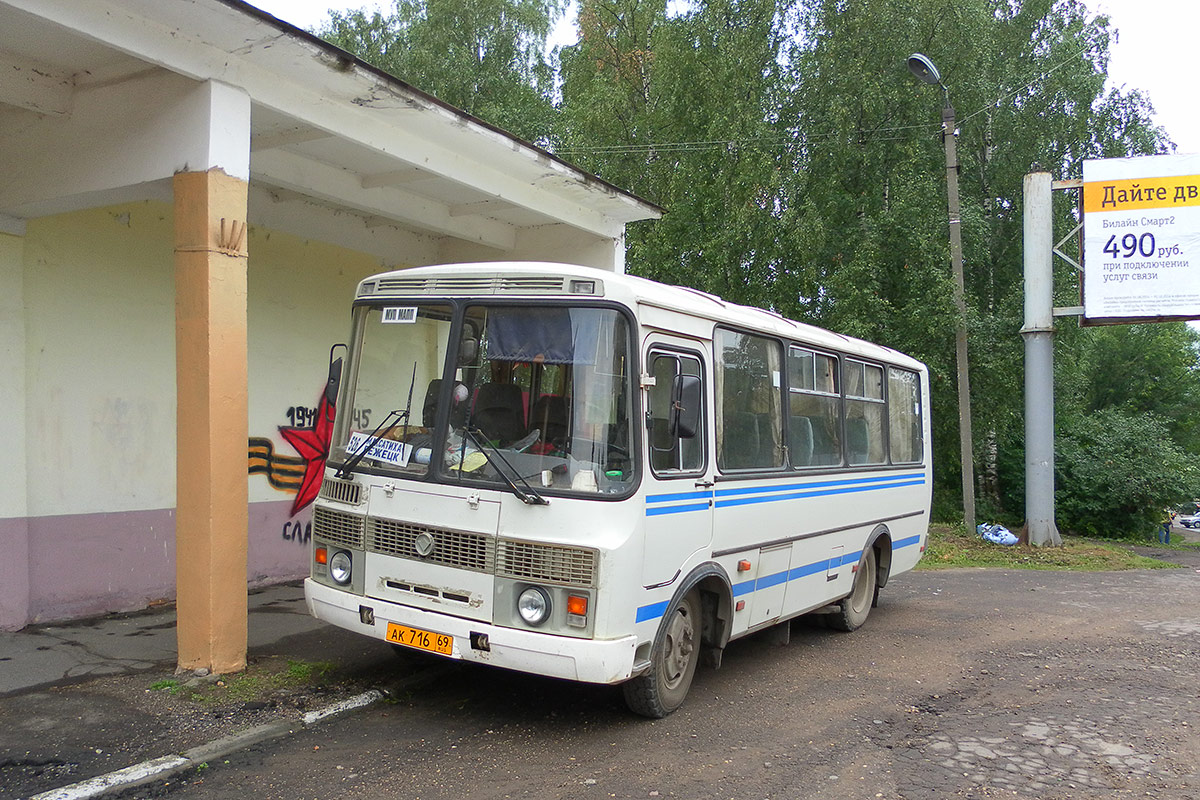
[83,552,1200,800]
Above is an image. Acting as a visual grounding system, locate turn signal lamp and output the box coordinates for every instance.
[566,593,588,628]
[737,559,752,572]
[567,595,588,616]
[315,547,328,565]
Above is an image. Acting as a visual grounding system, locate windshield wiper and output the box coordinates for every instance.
[461,426,549,506]
[336,363,420,479]
[335,409,409,478]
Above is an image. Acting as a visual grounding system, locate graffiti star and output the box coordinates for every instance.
[278,391,335,516]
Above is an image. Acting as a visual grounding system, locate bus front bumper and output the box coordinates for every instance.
[304,579,638,685]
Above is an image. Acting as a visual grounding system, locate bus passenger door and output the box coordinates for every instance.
[642,343,714,588]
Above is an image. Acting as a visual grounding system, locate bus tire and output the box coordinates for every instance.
[623,589,701,718]
[829,546,877,632]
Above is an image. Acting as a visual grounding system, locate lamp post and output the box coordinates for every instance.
[908,52,976,536]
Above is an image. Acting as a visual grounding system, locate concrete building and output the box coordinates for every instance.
[0,0,660,645]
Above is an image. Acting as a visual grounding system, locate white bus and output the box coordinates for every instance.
[305,262,931,717]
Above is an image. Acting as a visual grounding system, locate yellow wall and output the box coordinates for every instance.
[8,201,396,626]
[0,232,27,520]
[24,203,177,515]
[246,226,385,504]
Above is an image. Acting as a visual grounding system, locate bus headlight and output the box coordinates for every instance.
[517,587,551,626]
[329,550,353,585]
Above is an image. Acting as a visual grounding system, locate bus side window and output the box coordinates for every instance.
[648,352,704,475]
[888,367,922,463]
[787,347,841,468]
[715,329,784,471]
[845,360,886,466]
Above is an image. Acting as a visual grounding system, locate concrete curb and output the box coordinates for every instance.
[28,690,383,800]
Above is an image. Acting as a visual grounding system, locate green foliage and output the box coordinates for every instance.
[317,0,564,141]
[558,0,793,309]
[1055,408,1197,537]
[312,0,1198,538]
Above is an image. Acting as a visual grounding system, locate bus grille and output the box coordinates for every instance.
[319,477,363,505]
[369,519,494,573]
[371,275,567,296]
[497,540,597,587]
[312,506,365,549]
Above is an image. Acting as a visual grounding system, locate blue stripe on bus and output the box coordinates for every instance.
[644,473,927,517]
[633,538,926,624]
[713,473,925,498]
[755,570,789,590]
[713,478,927,509]
[646,502,710,517]
[647,489,716,504]
[788,560,828,581]
[635,600,670,623]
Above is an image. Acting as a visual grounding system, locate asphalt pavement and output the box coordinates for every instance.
[0,581,408,800]
[4,544,1200,800]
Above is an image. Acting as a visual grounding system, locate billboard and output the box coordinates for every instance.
[1082,153,1200,324]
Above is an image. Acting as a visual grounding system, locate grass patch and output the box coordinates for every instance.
[204,658,336,704]
[150,658,337,705]
[917,523,1180,570]
[1160,534,1200,550]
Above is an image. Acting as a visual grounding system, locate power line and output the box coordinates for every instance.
[554,123,937,156]
[553,44,1094,157]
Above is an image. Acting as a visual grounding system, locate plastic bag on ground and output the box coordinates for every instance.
[977,523,1018,546]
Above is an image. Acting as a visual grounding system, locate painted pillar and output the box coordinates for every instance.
[174,169,249,672]
[173,80,252,673]
[0,228,30,630]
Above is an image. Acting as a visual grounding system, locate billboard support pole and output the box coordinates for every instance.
[1022,171,1062,546]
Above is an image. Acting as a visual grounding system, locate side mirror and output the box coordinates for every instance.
[669,374,701,439]
[325,344,346,404]
[458,336,479,366]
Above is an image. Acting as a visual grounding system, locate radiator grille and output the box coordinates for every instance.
[312,506,365,549]
[369,518,494,573]
[371,275,567,296]
[497,539,597,587]
[319,477,363,505]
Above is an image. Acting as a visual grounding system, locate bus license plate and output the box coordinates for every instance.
[385,622,453,655]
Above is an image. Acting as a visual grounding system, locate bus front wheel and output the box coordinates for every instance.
[829,546,877,632]
[623,590,701,718]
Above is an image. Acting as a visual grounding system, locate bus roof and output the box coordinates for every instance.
[357,262,925,371]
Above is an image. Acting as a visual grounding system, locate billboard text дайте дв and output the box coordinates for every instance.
[1082,153,1200,323]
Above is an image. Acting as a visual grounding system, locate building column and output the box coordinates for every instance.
[174,168,250,673]
[0,228,30,630]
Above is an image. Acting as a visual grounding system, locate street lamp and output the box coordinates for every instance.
[908,52,976,536]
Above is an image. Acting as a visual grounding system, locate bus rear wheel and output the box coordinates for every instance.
[829,546,877,632]
[623,590,701,718]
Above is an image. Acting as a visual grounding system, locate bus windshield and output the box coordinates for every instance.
[334,302,634,497]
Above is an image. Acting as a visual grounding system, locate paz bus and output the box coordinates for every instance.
[304,262,931,717]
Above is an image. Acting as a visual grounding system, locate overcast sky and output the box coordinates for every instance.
[249,0,1198,154]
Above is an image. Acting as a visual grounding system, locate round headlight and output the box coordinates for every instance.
[329,550,352,585]
[517,587,551,626]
